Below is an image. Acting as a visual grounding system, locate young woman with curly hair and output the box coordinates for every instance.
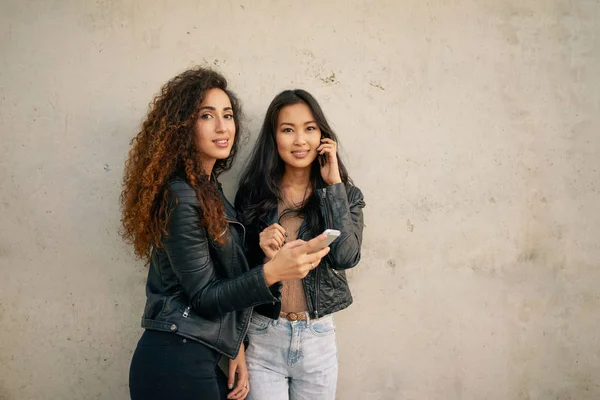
[121,68,331,400]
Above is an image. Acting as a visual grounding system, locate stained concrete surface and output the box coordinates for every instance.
[1,1,599,399]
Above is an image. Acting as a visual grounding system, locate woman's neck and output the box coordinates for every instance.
[202,159,216,179]
[281,167,310,191]
[280,167,311,206]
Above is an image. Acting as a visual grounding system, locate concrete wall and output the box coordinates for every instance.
[1,0,599,399]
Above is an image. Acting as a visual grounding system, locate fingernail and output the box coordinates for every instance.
[228,384,233,389]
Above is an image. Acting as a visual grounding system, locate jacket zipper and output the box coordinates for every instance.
[313,188,334,319]
[331,268,347,283]
[295,215,319,318]
[226,219,251,355]
[319,189,330,224]
[183,220,243,312]
[182,221,246,318]
[301,271,315,318]
[226,219,246,244]
[315,267,320,319]
[314,188,332,319]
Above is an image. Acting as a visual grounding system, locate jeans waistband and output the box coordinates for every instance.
[252,311,332,326]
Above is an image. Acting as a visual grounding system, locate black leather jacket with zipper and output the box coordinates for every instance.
[241,182,365,320]
[140,176,279,359]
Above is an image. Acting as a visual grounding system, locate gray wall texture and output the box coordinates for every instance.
[1,0,599,399]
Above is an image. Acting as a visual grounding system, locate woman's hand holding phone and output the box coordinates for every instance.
[317,138,342,185]
[263,233,331,286]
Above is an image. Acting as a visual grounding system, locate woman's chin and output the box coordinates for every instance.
[282,156,317,170]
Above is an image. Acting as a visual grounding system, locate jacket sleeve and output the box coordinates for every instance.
[318,183,366,270]
[240,212,284,297]
[162,181,278,319]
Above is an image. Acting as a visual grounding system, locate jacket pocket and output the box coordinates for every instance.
[331,268,347,284]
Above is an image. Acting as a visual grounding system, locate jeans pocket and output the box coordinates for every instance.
[309,317,336,337]
[247,315,272,335]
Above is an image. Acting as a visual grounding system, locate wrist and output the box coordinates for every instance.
[263,261,278,287]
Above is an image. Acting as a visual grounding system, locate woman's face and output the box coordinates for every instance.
[275,103,321,170]
[194,88,236,172]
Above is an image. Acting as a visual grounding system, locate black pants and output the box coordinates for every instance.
[129,329,228,400]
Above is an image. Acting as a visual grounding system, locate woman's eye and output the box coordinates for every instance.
[224,114,234,119]
[200,114,212,120]
[307,126,317,131]
[283,128,293,133]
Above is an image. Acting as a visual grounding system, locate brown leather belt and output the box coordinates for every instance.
[279,311,308,321]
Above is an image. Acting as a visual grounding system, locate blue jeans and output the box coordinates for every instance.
[245,313,338,400]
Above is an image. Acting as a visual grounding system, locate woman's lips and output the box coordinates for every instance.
[213,139,229,148]
[291,150,308,159]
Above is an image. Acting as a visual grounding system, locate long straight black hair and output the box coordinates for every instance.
[235,89,352,236]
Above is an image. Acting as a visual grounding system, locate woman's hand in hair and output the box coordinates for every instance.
[259,223,287,261]
[262,233,331,286]
[317,138,342,186]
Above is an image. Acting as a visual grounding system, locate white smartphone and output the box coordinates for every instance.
[314,229,340,251]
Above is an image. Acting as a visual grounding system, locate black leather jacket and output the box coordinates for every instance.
[140,176,279,359]
[241,183,365,319]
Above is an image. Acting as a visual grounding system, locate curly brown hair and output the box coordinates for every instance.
[120,66,243,260]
